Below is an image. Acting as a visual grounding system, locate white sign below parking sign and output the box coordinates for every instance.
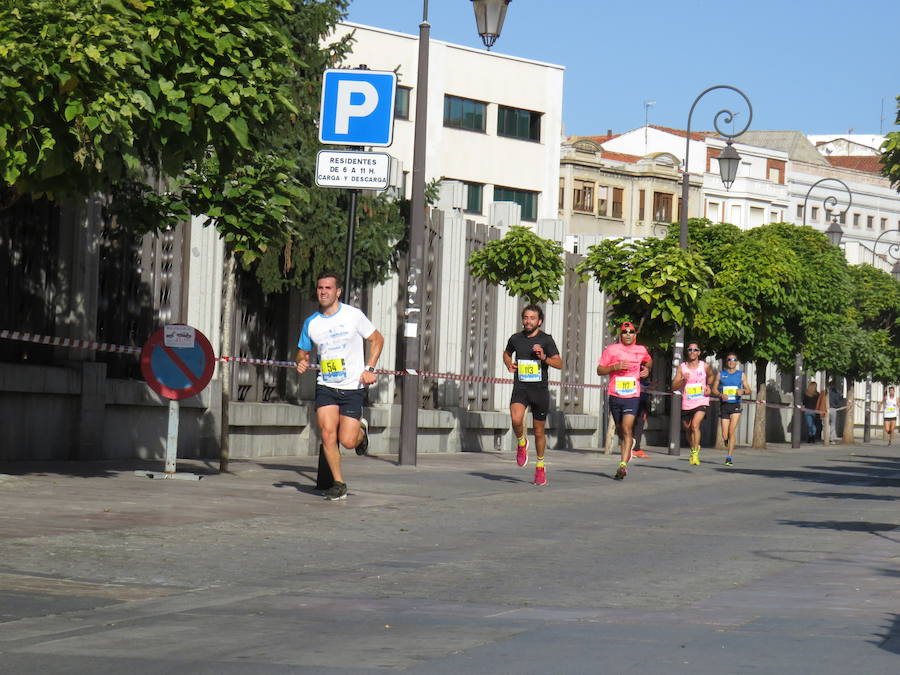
[315,150,391,190]
[319,69,397,147]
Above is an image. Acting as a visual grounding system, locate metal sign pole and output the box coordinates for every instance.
[165,399,179,474]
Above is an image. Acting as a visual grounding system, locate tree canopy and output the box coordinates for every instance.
[881,95,900,190]
[468,224,566,304]
[575,219,900,383]
[0,0,407,296]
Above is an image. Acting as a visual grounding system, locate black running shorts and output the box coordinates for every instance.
[609,395,640,423]
[510,387,550,421]
[315,384,364,419]
[720,402,742,416]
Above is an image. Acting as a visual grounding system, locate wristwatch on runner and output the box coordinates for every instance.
[365,365,376,373]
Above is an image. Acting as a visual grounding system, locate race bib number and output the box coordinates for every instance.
[615,377,637,396]
[723,386,738,402]
[887,405,898,416]
[517,359,541,383]
[686,383,704,400]
[320,358,346,382]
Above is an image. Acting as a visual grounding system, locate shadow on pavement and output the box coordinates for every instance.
[872,613,900,655]
[272,480,321,495]
[466,472,529,484]
[0,460,221,479]
[788,491,900,501]
[777,519,900,541]
[558,469,611,479]
[722,462,900,487]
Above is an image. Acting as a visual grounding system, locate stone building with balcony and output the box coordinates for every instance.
[558,137,702,241]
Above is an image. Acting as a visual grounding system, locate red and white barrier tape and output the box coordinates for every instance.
[0,330,142,355]
[0,329,863,413]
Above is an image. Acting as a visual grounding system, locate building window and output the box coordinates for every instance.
[881,217,887,230]
[559,178,565,211]
[612,188,624,219]
[494,185,538,221]
[796,204,803,219]
[708,201,720,223]
[464,182,483,214]
[867,215,874,229]
[573,180,594,213]
[638,190,645,220]
[839,210,846,225]
[597,186,608,217]
[770,211,779,223]
[768,167,781,183]
[811,206,819,221]
[443,95,486,132]
[653,192,673,222]
[853,213,860,227]
[394,86,411,120]
[497,105,542,142]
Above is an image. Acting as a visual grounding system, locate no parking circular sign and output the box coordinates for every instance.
[140,325,216,400]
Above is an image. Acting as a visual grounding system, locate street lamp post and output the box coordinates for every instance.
[399,0,510,466]
[802,177,852,246]
[668,85,753,455]
[792,179,852,447]
[872,227,900,270]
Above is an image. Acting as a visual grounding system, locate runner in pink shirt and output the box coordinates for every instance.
[671,341,713,465]
[597,321,652,480]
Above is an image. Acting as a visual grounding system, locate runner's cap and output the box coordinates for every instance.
[620,321,636,331]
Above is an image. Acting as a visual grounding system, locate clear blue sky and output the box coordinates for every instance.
[346,0,899,138]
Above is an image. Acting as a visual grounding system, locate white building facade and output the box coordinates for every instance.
[596,125,790,230]
[330,22,565,223]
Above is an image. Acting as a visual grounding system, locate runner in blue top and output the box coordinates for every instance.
[295,271,384,500]
[712,352,750,466]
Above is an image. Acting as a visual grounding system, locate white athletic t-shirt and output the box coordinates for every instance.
[885,396,898,420]
[297,303,376,390]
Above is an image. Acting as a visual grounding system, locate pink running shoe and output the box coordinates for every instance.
[533,464,548,486]
[516,438,528,467]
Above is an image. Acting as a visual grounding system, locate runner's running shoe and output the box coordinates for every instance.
[355,418,369,456]
[725,455,733,466]
[516,438,528,467]
[324,481,348,501]
[632,449,649,458]
[689,448,700,465]
[614,462,628,480]
[533,464,548,486]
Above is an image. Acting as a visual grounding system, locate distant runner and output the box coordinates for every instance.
[295,272,384,501]
[881,385,897,446]
[597,322,652,480]
[712,352,749,465]
[503,305,562,486]
[672,342,712,465]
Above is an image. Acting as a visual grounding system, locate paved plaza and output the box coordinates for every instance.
[1,442,899,673]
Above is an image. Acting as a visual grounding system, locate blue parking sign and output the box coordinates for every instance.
[319,69,397,147]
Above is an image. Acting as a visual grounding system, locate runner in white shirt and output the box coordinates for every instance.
[295,272,384,500]
[880,385,898,446]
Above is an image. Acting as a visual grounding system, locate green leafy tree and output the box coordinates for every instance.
[468,224,566,304]
[0,0,299,198]
[881,95,900,189]
[576,232,712,348]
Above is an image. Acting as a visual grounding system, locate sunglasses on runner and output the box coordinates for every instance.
[621,329,635,334]
[726,357,737,361]
[687,348,700,352]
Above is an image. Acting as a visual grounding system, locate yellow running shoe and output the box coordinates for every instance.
[689,448,700,465]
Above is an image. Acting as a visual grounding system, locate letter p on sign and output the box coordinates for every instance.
[319,69,397,147]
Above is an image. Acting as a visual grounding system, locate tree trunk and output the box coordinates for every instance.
[219,249,236,473]
[842,379,856,445]
[752,360,767,449]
